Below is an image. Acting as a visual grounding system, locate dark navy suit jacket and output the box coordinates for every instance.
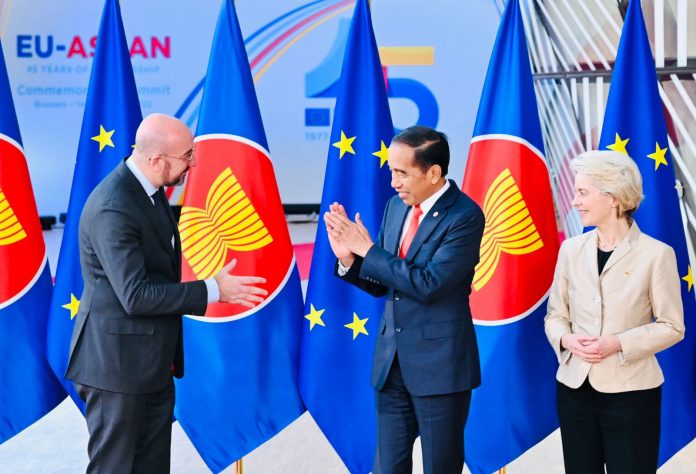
[340,180,484,396]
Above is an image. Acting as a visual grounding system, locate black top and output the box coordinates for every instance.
[598,248,613,274]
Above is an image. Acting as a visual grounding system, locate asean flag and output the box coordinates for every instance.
[0,131,46,311]
[461,2,560,473]
[0,40,65,445]
[464,136,557,324]
[179,136,294,319]
[172,1,305,472]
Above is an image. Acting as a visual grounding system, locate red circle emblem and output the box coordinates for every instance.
[0,137,46,308]
[180,136,293,319]
[463,137,559,325]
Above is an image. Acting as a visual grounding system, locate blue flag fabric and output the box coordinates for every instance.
[462,2,560,472]
[45,0,142,406]
[0,40,66,445]
[298,0,394,471]
[173,1,305,471]
[598,0,696,464]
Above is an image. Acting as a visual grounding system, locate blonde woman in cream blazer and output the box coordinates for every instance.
[545,150,684,474]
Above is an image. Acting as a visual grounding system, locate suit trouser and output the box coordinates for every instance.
[373,355,471,474]
[75,380,175,474]
[557,379,661,474]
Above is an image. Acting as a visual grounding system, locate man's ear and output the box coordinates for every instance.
[148,154,162,171]
[429,164,442,183]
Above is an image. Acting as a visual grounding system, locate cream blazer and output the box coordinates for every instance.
[545,223,684,393]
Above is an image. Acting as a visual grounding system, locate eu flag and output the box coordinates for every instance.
[298,0,394,471]
[0,40,66,445]
[461,1,560,472]
[45,0,142,406]
[173,1,305,471]
[598,0,696,464]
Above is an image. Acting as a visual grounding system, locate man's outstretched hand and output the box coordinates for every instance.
[214,259,267,308]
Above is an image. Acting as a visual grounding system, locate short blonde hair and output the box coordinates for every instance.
[570,150,644,219]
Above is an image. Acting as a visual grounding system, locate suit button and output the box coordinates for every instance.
[593,318,600,326]
[394,295,401,301]
[395,327,402,333]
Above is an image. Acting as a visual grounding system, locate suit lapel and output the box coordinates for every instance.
[584,229,600,286]
[117,163,177,269]
[385,199,409,256]
[404,180,458,261]
[160,190,182,278]
[600,222,640,277]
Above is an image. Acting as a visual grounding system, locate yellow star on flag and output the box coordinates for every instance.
[647,143,669,170]
[345,312,368,340]
[91,125,115,152]
[607,133,629,155]
[683,266,694,292]
[332,131,356,158]
[305,304,326,330]
[62,293,80,320]
[372,141,389,168]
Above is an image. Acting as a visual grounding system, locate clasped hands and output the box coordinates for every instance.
[214,259,267,308]
[561,333,622,363]
[323,202,374,267]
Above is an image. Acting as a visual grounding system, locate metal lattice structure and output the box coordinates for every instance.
[497,0,696,265]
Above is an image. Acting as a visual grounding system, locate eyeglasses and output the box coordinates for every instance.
[159,147,195,163]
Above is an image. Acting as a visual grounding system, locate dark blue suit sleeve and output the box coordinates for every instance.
[335,205,389,297]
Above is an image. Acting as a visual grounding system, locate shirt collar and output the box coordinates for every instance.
[125,156,158,199]
[418,179,450,217]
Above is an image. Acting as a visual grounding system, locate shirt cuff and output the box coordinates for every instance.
[205,278,220,304]
[337,260,350,276]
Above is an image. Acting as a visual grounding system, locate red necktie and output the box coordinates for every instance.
[399,204,423,258]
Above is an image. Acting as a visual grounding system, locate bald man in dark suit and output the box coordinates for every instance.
[67,113,268,473]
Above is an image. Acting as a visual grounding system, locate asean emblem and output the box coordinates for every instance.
[179,167,273,280]
[180,135,294,320]
[0,135,46,309]
[463,136,559,325]
[473,168,544,291]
